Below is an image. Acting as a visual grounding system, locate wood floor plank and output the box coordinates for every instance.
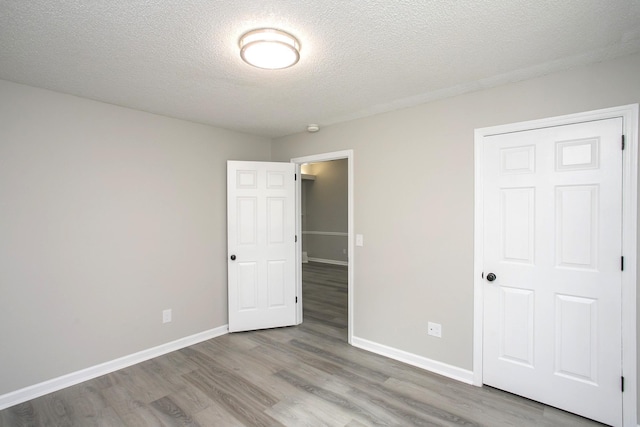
[148,396,198,427]
[345,386,465,427]
[0,262,606,426]
[0,402,36,427]
[541,406,605,427]
[161,385,212,416]
[289,338,390,382]
[247,332,343,376]
[54,383,126,427]
[180,348,279,409]
[181,369,283,427]
[265,394,355,427]
[29,393,76,427]
[189,404,246,427]
[106,364,176,406]
[187,342,305,403]
[115,406,164,427]
[100,384,148,420]
[274,369,394,426]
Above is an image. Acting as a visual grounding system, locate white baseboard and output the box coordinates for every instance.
[351,336,474,385]
[0,325,228,411]
[302,231,348,237]
[308,257,348,266]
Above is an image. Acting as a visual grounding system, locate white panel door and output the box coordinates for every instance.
[482,118,623,426]
[227,161,297,333]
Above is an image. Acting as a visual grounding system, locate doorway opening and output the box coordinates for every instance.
[300,159,348,341]
[291,150,354,344]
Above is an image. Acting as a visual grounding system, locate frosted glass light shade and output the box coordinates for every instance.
[240,29,300,69]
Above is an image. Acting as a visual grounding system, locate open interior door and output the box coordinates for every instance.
[227,161,297,332]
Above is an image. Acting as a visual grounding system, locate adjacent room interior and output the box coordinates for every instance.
[1,1,640,426]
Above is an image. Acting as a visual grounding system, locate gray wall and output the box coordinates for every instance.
[302,159,348,263]
[2,51,640,417]
[0,80,271,395]
[272,52,640,408]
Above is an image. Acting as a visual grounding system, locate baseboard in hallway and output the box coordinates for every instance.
[307,257,348,266]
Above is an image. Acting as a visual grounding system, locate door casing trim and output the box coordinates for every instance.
[473,104,638,427]
[291,150,354,344]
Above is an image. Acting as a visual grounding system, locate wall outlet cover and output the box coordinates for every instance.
[427,321,442,338]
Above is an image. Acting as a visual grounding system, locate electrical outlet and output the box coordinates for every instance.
[343,248,347,254]
[163,309,172,324]
[427,321,442,338]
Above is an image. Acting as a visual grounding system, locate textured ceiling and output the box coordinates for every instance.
[1,0,640,138]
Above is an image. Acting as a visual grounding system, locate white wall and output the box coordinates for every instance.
[0,80,271,395]
[272,52,640,400]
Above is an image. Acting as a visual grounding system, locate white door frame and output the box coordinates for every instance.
[291,150,354,344]
[473,104,638,426]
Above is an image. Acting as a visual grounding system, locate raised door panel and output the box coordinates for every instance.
[501,145,535,175]
[267,260,286,308]
[267,198,285,245]
[555,185,599,270]
[500,188,535,264]
[554,295,598,385]
[238,262,258,310]
[499,287,535,367]
[237,198,258,246]
[555,138,599,171]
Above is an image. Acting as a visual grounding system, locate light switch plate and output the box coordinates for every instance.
[356,234,364,246]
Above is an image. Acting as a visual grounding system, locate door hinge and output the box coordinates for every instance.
[621,256,624,271]
[622,135,625,150]
[295,296,298,303]
[295,235,298,243]
[621,376,625,392]
[295,173,297,181]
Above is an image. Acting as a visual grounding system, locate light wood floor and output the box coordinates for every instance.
[1,262,604,426]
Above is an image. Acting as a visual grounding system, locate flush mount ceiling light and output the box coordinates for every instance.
[239,28,300,70]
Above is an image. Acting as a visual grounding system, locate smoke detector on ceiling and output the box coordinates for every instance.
[307,124,320,133]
